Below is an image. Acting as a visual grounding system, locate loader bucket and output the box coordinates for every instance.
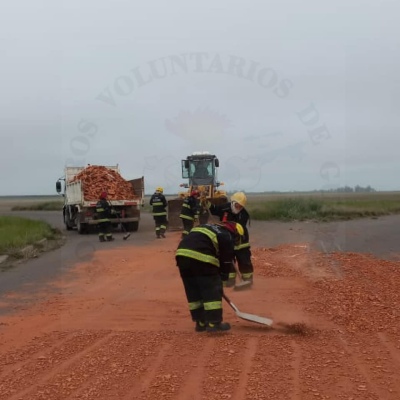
[167,198,184,231]
[209,196,227,207]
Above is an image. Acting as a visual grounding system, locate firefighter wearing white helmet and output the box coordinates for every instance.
[207,191,254,289]
[150,186,167,238]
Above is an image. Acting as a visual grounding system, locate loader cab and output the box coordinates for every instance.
[181,155,218,186]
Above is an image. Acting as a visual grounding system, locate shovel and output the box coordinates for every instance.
[120,220,131,240]
[222,292,273,327]
[113,209,131,240]
[233,261,252,290]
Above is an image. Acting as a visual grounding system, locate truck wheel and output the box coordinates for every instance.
[76,220,87,234]
[64,214,73,231]
[125,222,139,232]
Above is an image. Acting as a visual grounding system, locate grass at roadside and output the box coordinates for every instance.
[247,193,400,221]
[11,201,63,211]
[0,216,58,256]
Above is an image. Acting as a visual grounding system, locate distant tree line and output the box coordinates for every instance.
[320,185,376,193]
[230,185,378,194]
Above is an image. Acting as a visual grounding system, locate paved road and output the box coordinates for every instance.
[1,210,399,305]
[250,215,400,261]
[0,211,158,303]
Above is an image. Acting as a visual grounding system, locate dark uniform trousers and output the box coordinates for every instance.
[154,215,167,237]
[234,247,253,280]
[176,257,223,324]
[98,220,112,240]
[181,219,195,237]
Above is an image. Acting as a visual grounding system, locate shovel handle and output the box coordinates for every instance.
[222,291,239,313]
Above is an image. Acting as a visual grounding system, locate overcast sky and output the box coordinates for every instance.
[1,0,399,195]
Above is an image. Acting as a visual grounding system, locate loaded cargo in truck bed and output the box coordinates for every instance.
[56,165,144,234]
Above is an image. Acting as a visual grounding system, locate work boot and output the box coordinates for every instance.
[99,237,105,243]
[106,237,115,242]
[206,322,231,332]
[195,321,206,332]
[160,232,166,238]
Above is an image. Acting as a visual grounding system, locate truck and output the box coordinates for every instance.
[56,165,144,234]
[167,152,227,230]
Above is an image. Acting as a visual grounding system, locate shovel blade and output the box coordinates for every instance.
[236,310,273,326]
[234,280,252,290]
[222,293,273,327]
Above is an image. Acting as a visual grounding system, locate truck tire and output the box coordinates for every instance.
[124,221,139,232]
[76,220,87,234]
[64,214,73,231]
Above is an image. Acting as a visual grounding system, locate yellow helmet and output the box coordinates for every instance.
[156,187,164,193]
[235,223,244,237]
[221,221,244,237]
[230,192,247,207]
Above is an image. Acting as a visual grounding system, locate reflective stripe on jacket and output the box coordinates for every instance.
[179,196,199,221]
[175,224,235,268]
[150,193,167,216]
[96,199,111,221]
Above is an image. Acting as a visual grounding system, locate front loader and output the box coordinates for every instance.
[168,152,227,231]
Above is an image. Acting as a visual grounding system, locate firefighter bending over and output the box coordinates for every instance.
[176,221,244,332]
[207,192,254,288]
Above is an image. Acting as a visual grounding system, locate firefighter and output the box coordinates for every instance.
[207,192,253,288]
[96,191,114,242]
[179,190,200,238]
[176,221,244,332]
[149,187,168,238]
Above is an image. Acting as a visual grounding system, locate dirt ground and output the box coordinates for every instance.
[1,227,400,399]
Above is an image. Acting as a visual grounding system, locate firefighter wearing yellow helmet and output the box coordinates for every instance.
[207,191,254,289]
[150,186,167,238]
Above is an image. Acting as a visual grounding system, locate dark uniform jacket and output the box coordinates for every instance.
[150,193,167,216]
[209,202,250,248]
[176,224,235,278]
[179,196,200,221]
[96,198,112,222]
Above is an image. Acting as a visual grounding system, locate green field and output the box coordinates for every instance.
[245,191,400,221]
[2,192,400,222]
[0,196,62,212]
[0,216,58,257]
